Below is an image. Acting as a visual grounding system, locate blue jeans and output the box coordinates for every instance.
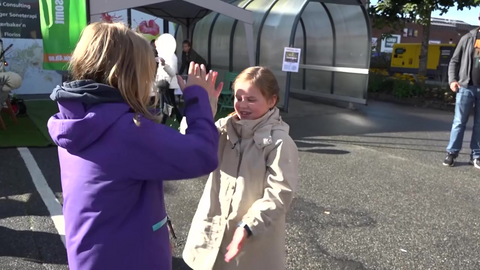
[446,86,480,159]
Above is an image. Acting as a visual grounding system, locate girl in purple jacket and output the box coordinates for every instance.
[47,22,221,270]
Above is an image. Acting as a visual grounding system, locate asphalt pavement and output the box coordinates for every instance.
[1,98,479,270]
[0,148,67,270]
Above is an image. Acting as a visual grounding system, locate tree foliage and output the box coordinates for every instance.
[370,0,480,76]
[370,0,480,28]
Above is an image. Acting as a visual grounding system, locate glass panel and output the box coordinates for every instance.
[302,2,334,66]
[231,22,247,72]
[334,73,367,99]
[211,0,248,75]
[291,69,332,95]
[211,15,235,80]
[324,3,369,68]
[232,0,275,73]
[210,15,235,74]
[306,70,332,94]
[215,68,230,88]
[192,13,216,66]
[259,0,308,108]
[292,2,336,93]
[291,71,303,91]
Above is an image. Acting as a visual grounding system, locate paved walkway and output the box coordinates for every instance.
[1,98,479,270]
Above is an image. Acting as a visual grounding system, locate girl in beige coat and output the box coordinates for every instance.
[178,66,299,270]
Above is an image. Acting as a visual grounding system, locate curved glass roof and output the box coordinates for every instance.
[176,0,371,109]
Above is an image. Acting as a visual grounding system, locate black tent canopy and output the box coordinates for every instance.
[88,0,255,65]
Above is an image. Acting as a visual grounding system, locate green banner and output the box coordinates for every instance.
[39,0,87,70]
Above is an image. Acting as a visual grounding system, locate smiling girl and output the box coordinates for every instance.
[180,66,299,270]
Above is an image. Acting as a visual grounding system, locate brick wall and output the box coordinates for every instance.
[371,20,476,44]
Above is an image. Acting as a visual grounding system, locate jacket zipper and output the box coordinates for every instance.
[226,138,242,217]
[236,138,243,176]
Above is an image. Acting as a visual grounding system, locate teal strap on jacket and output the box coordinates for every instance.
[152,216,168,232]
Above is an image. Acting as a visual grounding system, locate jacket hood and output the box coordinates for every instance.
[469,28,479,36]
[48,80,130,153]
[50,79,125,104]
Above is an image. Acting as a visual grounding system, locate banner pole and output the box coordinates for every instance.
[127,9,132,28]
[86,0,91,24]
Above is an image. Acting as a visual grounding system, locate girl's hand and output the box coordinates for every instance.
[177,62,223,98]
[224,227,247,263]
[176,62,208,92]
[205,71,223,99]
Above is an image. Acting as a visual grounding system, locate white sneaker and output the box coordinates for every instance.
[472,159,480,169]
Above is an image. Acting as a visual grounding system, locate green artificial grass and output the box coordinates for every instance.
[0,112,52,147]
[0,100,58,148]
[25,100,59,144]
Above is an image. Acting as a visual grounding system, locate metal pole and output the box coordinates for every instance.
[127,9,132,27]
[163,19,169,34]
[86,0,91,23]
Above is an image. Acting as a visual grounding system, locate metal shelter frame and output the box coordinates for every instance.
[88,0,256,66]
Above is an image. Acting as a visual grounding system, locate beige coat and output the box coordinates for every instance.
[180,107,299,270]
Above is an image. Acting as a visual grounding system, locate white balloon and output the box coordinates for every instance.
[155,34,176,59]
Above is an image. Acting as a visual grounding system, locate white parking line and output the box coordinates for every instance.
[17,147,65,247]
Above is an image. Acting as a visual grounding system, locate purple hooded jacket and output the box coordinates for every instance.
[47,80,219,270]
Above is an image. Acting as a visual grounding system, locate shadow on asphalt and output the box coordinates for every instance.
[295,141,351,155]
[296,137,448,154]
[0,226,67,265]
[284,100,456,141]
[173,256,191,270]
[0,193,54,220]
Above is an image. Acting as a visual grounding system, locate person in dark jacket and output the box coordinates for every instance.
[178,40,208,75]
[445,26,480,169]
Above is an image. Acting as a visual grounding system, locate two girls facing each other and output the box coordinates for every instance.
[47,21,299,270]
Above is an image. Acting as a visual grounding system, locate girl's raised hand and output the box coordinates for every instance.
[176,62,223,100]
[177,62,207,92]
[205,70,223,100]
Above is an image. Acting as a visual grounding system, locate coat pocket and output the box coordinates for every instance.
[152,215,168,232]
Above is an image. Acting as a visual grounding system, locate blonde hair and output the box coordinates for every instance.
[69,22,159,124]
[233,66,280,106]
